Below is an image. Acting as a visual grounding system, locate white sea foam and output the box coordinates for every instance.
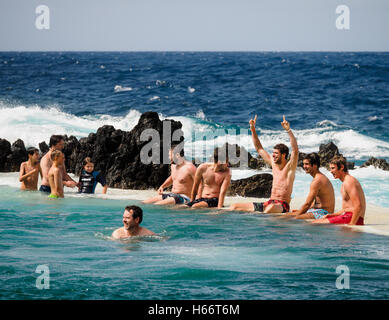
[114,85,133,93]
[0,102,141,146]
[188,86,195,93]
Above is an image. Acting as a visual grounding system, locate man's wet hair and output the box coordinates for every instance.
[213,145,229,164]
[171,143,184,158]
[304,152,321,167]
[330,155,348,173]
[49,135,64,148]
[50,150,63,161]
[125,205,143,224]
[274,143,289,160]
[27,147,39,156]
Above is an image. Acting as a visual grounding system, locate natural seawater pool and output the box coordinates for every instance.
[1,185,388,300]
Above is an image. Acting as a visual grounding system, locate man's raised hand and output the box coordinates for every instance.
[249,115,257,131]
[281,115,290,132]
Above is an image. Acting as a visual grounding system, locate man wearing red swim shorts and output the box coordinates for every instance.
[229,115,299,214]
[312,156,366,226]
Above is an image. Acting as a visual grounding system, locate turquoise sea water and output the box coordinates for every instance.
[1,185,388,300]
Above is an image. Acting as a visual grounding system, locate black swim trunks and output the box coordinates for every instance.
[253,199,290,213]
[186,197,219,208]
[39,185,51,193]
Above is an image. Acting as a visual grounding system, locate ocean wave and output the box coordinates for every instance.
[1,102,389,161]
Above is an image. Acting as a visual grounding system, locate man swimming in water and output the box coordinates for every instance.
[19,147,42,191]
[112,205,155,239]
[312,156,366,225]
[40,135,78,193]
[48,150,65,198]
[143,144,196,205]
[186,146,231,209]
[284,152,335,220]
[229,115,298,213]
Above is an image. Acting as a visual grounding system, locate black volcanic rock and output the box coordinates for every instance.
[39,141,49,154]
[3,139,27,172]
[62,111,184,190]
[361,157,389,171]
[0,138,12,172]
[227,173,273,198]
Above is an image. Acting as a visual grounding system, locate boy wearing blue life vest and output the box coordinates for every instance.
[78,157,108,194]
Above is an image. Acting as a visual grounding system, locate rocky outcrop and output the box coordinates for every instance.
[1,139,27,172]
[227,173,273,198]
[361,157,389,171]
[0,138,12,172]
[298,142,354,170]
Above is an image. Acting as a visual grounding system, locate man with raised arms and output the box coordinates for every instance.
[312,156,366,225]
[229,115,298,213]
[47,150,65,199]
[39,135,78,193]
[143,144,197,205]
[186,146,231,209]
[19,147,42,191]
[284,152,335,220]
[112,205,155,239]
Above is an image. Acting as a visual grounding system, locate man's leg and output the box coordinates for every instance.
[295,212,315,219]
[311,218,331,224]
[154,197,176,205]
[191,201,210,208]
[263,203,284,214]
[229,202,255,212]
[142,195,163,204]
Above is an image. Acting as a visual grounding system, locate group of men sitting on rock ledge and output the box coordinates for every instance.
[143,114,366,227]
[18,115,366,239]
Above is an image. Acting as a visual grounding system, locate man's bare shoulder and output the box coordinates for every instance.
[140,227,156,236]
[112,227,125,239]
[197,163,211,171]
[20,161,27,169]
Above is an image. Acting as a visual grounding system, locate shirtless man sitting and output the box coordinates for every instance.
[112,205,156,239]
[143,144,196,205]
[284,152,335,220]
[186,146,231,209]
[48,150,65,198]
[312,156,366,226]
[229,115,298,213]
[19,147,42,191]
[40,135,78,193]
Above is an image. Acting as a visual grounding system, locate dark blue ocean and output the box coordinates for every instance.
[1,52,389,300]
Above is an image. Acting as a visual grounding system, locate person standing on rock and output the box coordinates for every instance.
[283,152,335,220]
[186,147,231,209]
[312,156,366,226]
[229,115,298,213]
[39,135,78,193]
[19,147,42,191]
[143,144,196,205]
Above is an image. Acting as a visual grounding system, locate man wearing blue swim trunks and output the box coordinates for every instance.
[285,153,335,220]
[143,144,196,206]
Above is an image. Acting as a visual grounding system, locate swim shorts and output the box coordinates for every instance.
[48,194,59,199]
[307,208,329,220]
[186,197,219,208]
[39,185,51,193]
[328,211,364,225]
[162,192,190,204]
[253,199,290,213]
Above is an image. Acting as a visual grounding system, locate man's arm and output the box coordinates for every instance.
[217,172,232,209]
[281,115,299,169]
[294,180,320,215]
[52,169,61,196]
[346,182,363,225]
[250,115,272,165]
[62,164,77,187]
[191,165,205,202]
[19,163,39,182]
[158,175,173,194]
